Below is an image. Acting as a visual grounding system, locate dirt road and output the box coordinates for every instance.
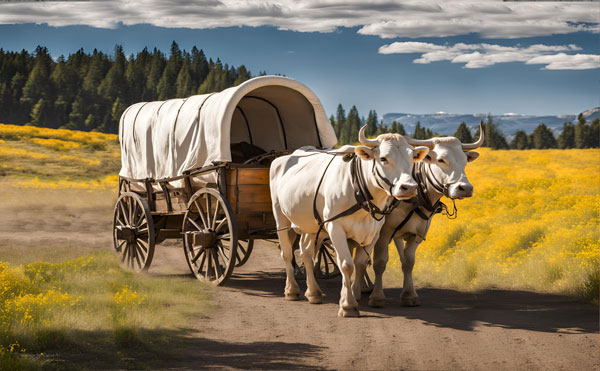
[1,194,598,370]
[151,241,599,371]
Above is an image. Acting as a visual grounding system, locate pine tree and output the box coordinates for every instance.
[574,120,589,148]
[145,49,165,101]
[531,123,557,149]
[412,121,427,139]
[346,106,361,144]
[510,130,528,149]
[481,116,509,149]
[365,110,378,136]
[98,45,127,102]
[176,58,193,97]
[590,118,600,148]
[454,122,473,143]
[30,98,53,126]
[557,122,575,149]
[335,104,346,138]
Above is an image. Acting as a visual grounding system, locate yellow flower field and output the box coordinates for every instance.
[387,148,600,302]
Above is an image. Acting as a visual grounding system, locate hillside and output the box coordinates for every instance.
[382,107,600,136]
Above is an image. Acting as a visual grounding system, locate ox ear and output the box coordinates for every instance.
[355,145,377,161]
[413,146,429,162]
[465,151,479,163]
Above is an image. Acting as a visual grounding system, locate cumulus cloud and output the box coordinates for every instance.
[378,41,599,70]
[0,0,597,39]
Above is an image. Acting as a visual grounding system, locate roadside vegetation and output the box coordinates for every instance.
[387,148,600,303]
[0,253,213,370]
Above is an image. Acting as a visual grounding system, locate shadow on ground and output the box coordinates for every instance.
[39,327,325,370]
[226,269,599,335]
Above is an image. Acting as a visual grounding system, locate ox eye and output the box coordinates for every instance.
[438,158,446,164]
[380,157,387,163]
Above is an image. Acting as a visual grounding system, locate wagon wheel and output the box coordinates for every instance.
[234,240,254,267]
[112,192,155,272]
[182,188,238,285]
[314,238,341,279]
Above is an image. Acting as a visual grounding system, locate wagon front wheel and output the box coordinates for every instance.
[183,188,238,285]
[112,192,155,272]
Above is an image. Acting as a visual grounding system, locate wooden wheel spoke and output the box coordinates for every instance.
[131,200,139,226]
[217,242,230,266]
[116,240,126,253]
[213,250,223,278]
[193,200,209,229]
[205,195,212,228]
[192,247,206,264]
[214,218,227,232]
[211,201,220,230]
[135,240,148,255]
[133,243,143,269]
[198,250,207,272]
[121,243,129,263]
[119,201,130,225]
[187,216,203,232]
[205,249,213,279]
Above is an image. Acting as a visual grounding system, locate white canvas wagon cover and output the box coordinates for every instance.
[119,76,337,181]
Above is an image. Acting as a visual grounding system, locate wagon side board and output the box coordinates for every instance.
[226,166,276,239]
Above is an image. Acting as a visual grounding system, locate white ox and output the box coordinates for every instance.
[270,126,429,317]
[353,123,484,307]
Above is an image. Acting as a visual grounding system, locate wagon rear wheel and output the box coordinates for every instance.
[315,238,341,279]
[112,192,155,272]
[234,240,254,267]
[183,188,237,285]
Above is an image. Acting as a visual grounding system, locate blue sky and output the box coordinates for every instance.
[0,1,598,118]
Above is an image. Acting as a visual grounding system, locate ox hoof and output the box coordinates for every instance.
[285,292,301,301]
[338,307,360,318]
[401,297,420,307]
[306,292,323,304]
[368,297,385,308]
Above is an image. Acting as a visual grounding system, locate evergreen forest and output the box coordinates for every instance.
[1,43,597,149]
[0,42,254,133]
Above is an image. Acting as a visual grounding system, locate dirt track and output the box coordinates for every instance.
[151,241,599,371]
[1,197,598,370]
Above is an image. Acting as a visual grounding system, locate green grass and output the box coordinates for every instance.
[0,252,214,370]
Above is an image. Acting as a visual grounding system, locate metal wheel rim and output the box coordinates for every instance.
[182,188,237,285]
[112,192,155,272]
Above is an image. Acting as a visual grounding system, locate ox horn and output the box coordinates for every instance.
[405,137,436,149]
[358,125,379,147]
[462,121,485,150]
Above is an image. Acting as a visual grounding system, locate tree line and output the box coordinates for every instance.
[0,42,254,133]
[332,104,599,149]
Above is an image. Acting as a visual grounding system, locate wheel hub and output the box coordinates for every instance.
[117,226,138,243]
[193,229,217,248]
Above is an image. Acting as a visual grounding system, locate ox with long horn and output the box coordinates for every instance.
[405,121,485,150]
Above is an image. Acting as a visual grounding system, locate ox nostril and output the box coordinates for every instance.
[401,184,417,192]
[458,185,465,191]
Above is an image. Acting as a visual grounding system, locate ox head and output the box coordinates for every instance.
[354,125,429,200]
[405,122,484,199]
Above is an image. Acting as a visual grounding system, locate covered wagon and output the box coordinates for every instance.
[113,76,339,284]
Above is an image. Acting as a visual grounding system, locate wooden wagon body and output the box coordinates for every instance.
[112,76,340,284]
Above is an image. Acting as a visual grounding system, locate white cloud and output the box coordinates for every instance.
[0,0,597,39]
[378,41,599,70]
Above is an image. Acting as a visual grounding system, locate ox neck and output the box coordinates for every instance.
[359,157,391,211]
[416,162,445,210]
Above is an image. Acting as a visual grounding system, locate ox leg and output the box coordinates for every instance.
[277,225,301,301]
[369,225,394,308]
[299,233,323,304]
[327,224,359,317]
[351,241,371,301]
[396,235,420,306]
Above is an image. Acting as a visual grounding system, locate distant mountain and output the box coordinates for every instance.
[382,107,600,137]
